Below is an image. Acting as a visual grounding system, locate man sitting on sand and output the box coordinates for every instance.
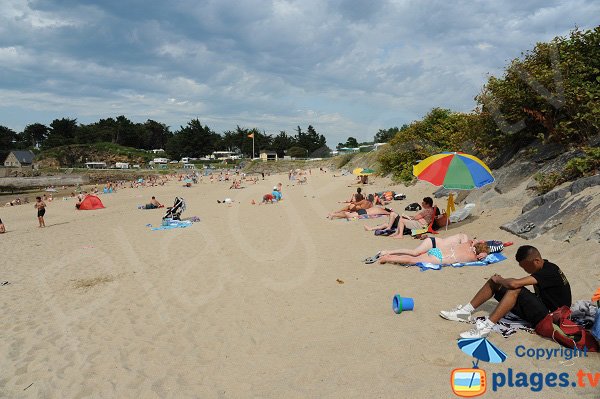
[143,196,163,209]
[440,245,571,339]
[378,241,489,265]
[0,218,5,233]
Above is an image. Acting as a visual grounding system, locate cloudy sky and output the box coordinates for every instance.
[1,0,598,146]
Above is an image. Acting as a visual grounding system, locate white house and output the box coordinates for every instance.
[115,162,130,169]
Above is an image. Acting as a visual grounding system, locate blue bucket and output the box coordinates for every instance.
[393,294,414,314]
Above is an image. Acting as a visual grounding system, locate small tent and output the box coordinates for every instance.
[78,195,105,210]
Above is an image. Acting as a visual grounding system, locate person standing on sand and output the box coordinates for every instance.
[34,196,46,228]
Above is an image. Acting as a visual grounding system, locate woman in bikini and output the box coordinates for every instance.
[378,241,490,265]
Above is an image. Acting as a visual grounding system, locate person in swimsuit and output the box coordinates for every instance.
[389,197,436,239]
[327,206,391,220]
[363,210,401,233]
[378,241,489,265]
[34,196,46,228]
[376,233,488,257]
[328,194,374,218]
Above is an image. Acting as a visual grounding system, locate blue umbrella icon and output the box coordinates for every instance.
[457,337,507,389]
[458,337,507,364]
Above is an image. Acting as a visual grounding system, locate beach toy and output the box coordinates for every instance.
[392,294,414,314]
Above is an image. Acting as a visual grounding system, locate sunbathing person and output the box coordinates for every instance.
[334,194,374,214]
[389,196,435,239]
[340,188,364,204]
[439,245,571,338]
[376,233,487,258]
[328,206,391,220]
[378,241,489,265]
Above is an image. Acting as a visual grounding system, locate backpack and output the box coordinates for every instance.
[534,306,599,352]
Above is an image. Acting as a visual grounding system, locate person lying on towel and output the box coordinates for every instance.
[327,204,391,220]
[439,245,571,339]
[376,233,501,258]
[378,241,489,265]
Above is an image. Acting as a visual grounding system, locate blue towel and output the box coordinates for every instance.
[150,220,193,231]
[415,253,507,272]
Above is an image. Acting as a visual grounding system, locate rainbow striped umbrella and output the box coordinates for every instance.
[413,152,494,190]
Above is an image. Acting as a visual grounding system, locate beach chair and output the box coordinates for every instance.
[449,203,476,224]
[163,197,186,220]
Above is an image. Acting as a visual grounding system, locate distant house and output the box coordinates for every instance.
[338,147,360,154]
[85,162,107,169]
[3,150,35,168]
[259,150,278,161]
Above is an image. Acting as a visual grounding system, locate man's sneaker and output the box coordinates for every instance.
[440,305,472,322]
[459,318,494,339]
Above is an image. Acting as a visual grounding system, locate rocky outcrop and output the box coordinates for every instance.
[500,175,600,242]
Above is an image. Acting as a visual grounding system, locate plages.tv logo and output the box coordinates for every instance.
[451,337,508,397]
[451,365,487,397]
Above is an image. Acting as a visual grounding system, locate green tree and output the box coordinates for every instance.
[166,119,220,159]
[143,120,172,150]
[44,118,78,149]
[0,125,17,151]
[287,146,307,158]
[378,108,478,182]
[272,131,295,157]
[22,123,49,148]
[374,125,408,143]
[476,27,600,147]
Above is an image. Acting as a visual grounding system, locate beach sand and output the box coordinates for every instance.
[1,172,598,398]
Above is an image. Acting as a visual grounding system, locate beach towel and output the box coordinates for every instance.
[414,252,507,272]
[470,313,534,338]
[149,220,193,231]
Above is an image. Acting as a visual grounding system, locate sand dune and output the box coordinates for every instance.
[1,172,598,398]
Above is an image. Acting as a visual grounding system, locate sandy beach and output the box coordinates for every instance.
[1,172,598,398]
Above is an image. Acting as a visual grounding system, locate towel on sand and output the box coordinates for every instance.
[150,220,193,231]
[415,252,507,272]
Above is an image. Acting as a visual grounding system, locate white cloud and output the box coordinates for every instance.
[0,0,599,144]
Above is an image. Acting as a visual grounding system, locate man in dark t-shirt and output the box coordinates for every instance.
[440,245,571,338]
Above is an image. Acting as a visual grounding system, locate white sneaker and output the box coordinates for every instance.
[440,304,472,322]
[460,318,494,339]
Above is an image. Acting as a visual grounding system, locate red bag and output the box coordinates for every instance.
[534,306,599,352]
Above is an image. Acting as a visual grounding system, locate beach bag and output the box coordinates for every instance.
[486,240,504,253]
[592,300,600,343]
[405,203,421,211]
[534,306,599,352]
[394,193,406,200]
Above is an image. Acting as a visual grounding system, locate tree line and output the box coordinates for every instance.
[0,117,330,160]
[378,27,600,182]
